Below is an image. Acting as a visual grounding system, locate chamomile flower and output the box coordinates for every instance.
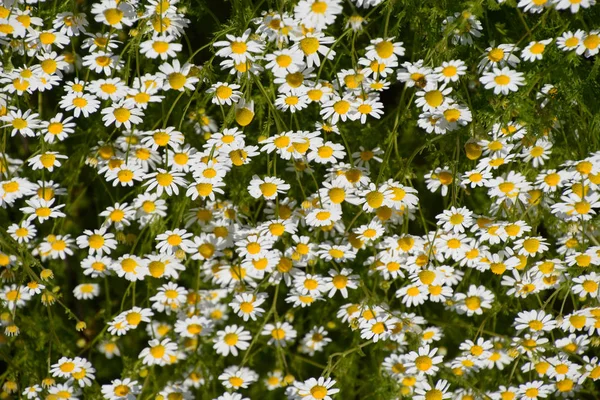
[139,338,177,366]
[555,0,595,13]
[294,0,343,31]
[405,345,444,376]
[77,228,118,256]
[101,102,144,129]
[140,35,182,59]
[207,82,242,106]
[73,283,100,300]
[158,60,199,91]
[111,255,149,282]
[83,51,121,75]
[521,39,553,62]
[143,169,187,196]
[248,176,290,199]
[229,292,266,321]
[415,83,453,112]
[262,321,297,347]
[101,378,141,400]
[91,0,136,28]
[454,285,495,316]
[214,28,264,64]
[579,30,600,58]
[557,30,585,52]
[293,377,340,400]
[7,221,37,244]
[480,67,525,95]
[59,92,101,118]
[20,198,66,223]
[40,113,75,143]
[213,325,252,356]
[320,95,357,124]
[425,167,454,196]
[1,108,41,137]
[354,97,384,123]
[434,59,467,83]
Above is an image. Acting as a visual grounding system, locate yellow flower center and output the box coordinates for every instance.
[152,41,169,53]
[569,315,586,329]
[156,172,173,186]
[366,191,384,209]
[39,32,56,44]
[300,37,319,55]
[114,385,130,396]
[522,238,540,254]
[12,118,27,130]
[333,100,351,115]
[104,8,123,25]
[95,56,112,67]
[488,48,505,62]
[149,261,165,277]
[574,201,591,214]
[113,108,131,123]
[168,73,186,90]
[259,182,278,197]
[310,385,327,399]
[223,332,238,345]
[442,65,457,77]
[73,97,88,108]
[438,172,453,185]
[424,90,443,107]
[415,355,432,371]
[215,85,232,99]
[499,182,515,194]
[315,211,331,221]
[285,72,304,88]
[375,41,394,59]
[465,296,481,310]
[583,280,599,293]
[444,108,461,122]
[150,344,165,359]
[88,235,105,249]
[230,41,247,54]
[35,207,52,218]
[198,243,215,259]
[494,75,510,85]
[59,362,75,373]
[40,153,56,168]
[584,34,600,50]
[311,1,328,13]
[121,258,138,273]
[318,145,333,158]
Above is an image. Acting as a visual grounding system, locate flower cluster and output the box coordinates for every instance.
[1,0,600,399]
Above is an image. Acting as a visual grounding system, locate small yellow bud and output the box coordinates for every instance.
[76,321,87,331]
[465,141,482,160]
[229,149,248,166]
[235,100,255,127]
[2,381,17,393]
[5,324,19,336]
[283,374,295,386]
[41,269,54,280]
[115,232,127,243]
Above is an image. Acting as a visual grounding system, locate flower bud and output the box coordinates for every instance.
[235,100,255,127]
[465,140,482,160]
